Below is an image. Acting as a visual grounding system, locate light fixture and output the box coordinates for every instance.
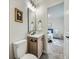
[27,1,36,12]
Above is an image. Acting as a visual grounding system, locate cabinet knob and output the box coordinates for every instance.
[30,39,37,42]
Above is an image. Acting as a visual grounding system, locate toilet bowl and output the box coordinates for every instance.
[13,39,37,59]
[20,54,37,59]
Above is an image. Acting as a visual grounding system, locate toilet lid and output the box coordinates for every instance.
[20,54,37,59]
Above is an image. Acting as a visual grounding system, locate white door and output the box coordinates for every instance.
[64,32,69,59]
[64,0,69,58]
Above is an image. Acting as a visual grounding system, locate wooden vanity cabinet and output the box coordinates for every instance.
[27,35,44,58]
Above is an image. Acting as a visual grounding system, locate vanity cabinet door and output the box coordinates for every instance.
[28,37,37,55]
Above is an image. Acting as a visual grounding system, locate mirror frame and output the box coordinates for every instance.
[27,8,36,33]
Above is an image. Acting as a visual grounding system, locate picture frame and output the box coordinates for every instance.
[15,8,23,23]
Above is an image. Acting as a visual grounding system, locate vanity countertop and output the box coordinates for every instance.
[27,33,44,38]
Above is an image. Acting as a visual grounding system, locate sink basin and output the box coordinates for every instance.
[27,32,44,38]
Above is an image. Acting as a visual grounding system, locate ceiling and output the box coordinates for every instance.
[29,0,64,7]
[48,3,64,20]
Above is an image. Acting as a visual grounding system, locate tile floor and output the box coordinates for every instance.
[40,39,64,59]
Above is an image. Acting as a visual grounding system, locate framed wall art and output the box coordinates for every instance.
[15,8,23,23]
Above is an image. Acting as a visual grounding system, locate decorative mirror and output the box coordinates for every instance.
[27,8,36,33]
[27,0,42,33]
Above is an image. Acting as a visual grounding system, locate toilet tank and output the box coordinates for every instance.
[13,39,27,59]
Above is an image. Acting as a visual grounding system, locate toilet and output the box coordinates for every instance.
[13,39,37,59]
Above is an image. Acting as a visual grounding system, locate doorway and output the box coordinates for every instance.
[47,2,64,59]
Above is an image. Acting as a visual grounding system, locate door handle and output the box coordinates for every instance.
[66,36,69,38]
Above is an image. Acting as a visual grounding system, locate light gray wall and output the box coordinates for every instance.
[48,3,64,38]
[10,0,28,59]
[48,18,64,34]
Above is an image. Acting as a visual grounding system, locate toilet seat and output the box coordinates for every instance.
[20,54,37,59]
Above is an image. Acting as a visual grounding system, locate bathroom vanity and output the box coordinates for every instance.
[27,33,44,58]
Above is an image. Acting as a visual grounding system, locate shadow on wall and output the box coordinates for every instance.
[9,44,15,59]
